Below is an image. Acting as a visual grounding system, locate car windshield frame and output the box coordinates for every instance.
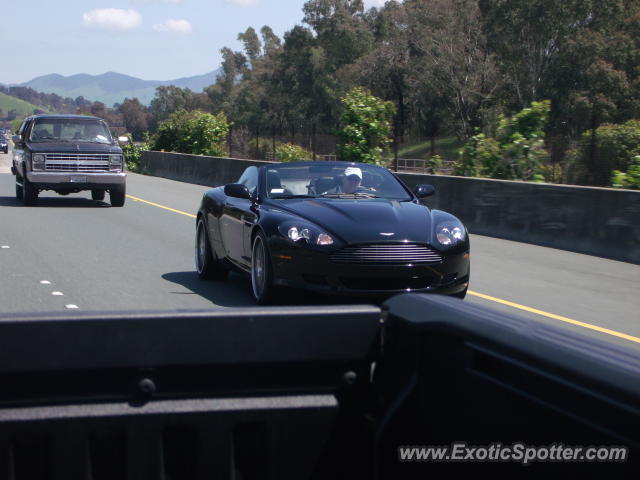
[262,162,414,201]
[28,118,114,144]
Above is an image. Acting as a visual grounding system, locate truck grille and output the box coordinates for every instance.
[44,154,110,172]
[331,244,443,265]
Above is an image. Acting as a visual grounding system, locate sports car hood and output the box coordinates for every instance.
[274,198,432,244]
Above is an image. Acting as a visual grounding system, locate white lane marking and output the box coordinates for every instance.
[51,291,64,296]
[1,245,9,249]
[40,280,52,285]
[65,304,79,309]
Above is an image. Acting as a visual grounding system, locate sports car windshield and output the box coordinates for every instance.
[265,163,413,201]
[28,119,113,144]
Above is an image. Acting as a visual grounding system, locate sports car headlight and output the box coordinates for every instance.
[32,154,45,171]
[278,222,334,246]
[435,221,466,247]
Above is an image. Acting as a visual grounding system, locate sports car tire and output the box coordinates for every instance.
[195,219,229,280]
[251,231,278,305]
[22,176,38,205]
[91,189,105,201]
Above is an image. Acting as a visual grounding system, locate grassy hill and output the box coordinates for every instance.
[0,92,48,117]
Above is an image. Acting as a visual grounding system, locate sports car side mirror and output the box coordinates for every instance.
[224,183,252,199]
[414,184,435,198]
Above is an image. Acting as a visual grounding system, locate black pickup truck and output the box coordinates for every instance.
[11,114,127,206]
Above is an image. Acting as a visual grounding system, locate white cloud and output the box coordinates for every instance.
[153,19,193,34]
[224,0,259,7]
[82,9,142,31]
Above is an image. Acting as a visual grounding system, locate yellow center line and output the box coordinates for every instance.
[127,193,639,344]
[127,194,196,218]
[468,290,640,344]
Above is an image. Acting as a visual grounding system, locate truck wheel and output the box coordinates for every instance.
[91,190,105,201]
[15,179,23,200]
[110,185,126,207]
[22,177,38,205]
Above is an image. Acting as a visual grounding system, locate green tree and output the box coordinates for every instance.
[410,0,500,138]
[336,87,395,165]
[150,86,189,128]
[260,26,282,56]
[303,0,373,70]
[119,98,149,140]
[238,27,262,65]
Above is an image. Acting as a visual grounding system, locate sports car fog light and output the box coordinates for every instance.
[317,233,334,245]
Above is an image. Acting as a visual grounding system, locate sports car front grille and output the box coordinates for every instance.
[44,154,110,172]
[330,244,442,265]
[339,275,435,290]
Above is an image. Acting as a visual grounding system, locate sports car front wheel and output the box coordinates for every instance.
[251,232,278,304]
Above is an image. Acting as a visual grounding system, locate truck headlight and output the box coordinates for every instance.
[109,155,123,171]
[32,154,45,171]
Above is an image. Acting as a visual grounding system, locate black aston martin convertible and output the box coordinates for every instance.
[195,161,470,304]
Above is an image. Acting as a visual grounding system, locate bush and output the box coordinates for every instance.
[580,120,640,185]
[122,132,150,173]
[275,143,312,162]
[456,133,500,177]
[336,87,395,165]
[152,110,230,156]
[611,155,640,189]
[427,154,443,173]
[456,101,550,181]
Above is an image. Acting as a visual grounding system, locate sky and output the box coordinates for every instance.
[1,0,387,85]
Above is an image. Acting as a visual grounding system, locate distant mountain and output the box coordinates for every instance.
[20,70,222,107]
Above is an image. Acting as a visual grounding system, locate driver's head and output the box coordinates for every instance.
[341,166,362,193]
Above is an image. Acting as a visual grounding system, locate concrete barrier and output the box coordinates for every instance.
[140,151,274,188]
[140,151,640,264]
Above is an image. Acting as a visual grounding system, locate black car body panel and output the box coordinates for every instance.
[197,161,470,300]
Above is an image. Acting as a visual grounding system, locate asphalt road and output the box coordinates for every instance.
[1,148,639,350]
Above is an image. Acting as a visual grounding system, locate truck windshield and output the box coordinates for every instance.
[29,119,114,144]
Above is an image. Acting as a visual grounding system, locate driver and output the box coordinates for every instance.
[324,166,363,194]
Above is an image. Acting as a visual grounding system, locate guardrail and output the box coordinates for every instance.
[395,158,456,175]
[0,297,637,478]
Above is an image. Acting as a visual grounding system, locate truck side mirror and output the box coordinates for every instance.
[12,135,21,144]
[117,136,130,145]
